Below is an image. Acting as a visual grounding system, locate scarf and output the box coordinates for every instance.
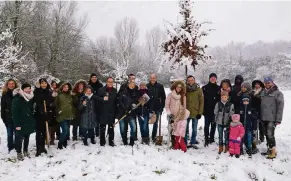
[85,93,93,99]
[106,87,113,93]
[253,87,262,96]
[139,89,148,96]
[186,84,198,92]
[15,88,34,102]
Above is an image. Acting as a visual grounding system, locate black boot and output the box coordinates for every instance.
[36,147,42,157]
[209,138,215,144]
[261,148,272,156]
[57,142,63,150]
[73,136,77,141]
[130,138,135,146]
[83,138,88,146]
[109,141,115,147]
[144,137,150,145]
[123,137,128,145]
[63,140,67,148]
[41,147,47,154]
[204,138,209,147]
[91,137,96,144]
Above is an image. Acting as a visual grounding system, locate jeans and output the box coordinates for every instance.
[120,117,137,141]
[151,112,161,140]
[73,125,83,137]
[15,131,30,153]
[138,115,149,138]
[204,115,216,140]
[185,118,198,144]
[6,124,15,151]
[59,120,69,144]
[263,121,276,148]
[82,128,94,140]
[217,125,229,146]
[243,130,252,150]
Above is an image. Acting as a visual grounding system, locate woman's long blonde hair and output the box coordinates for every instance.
[2,79,18,95]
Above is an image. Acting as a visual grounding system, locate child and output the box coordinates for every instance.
[229,114,245,158]
[214,92,234,154]
[239,96,258,157]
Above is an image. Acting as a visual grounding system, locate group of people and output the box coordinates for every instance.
[0,72,284,161]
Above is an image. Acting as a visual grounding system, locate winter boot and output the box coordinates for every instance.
[109,141,115,147]
[235,154,240,158]
[218,145,223,154]
[171,135,176,148]
[209,137,215,144]
[91,137,96,144]
[173,136,181,150]
[247,149,252,158]
[83,138,89,146]
[129,138,135,146]
[267,147,277,159]
[180,137,187,152]
[50,140,55,145]
[229,154,234,157]
[122,137,128,145]
[17,153,24,161]
[73,136,78,141]
[23,151,30,158]
[261,148,272,156]
[40,146,47,154]
[204,138,209,147]
[57,142,63,150]
[144,137,150,145]
[224,145,229,153]
[35,148,41,157]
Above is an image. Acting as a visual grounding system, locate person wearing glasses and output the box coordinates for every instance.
[260,77,284,159]
[97,77,117,147]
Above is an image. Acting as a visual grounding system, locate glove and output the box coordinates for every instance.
[167,114,174,122]
[132,104,138,109]
[237,137,241,141]
[196,114,202,120]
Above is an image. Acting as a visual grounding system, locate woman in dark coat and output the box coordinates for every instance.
[98,77,117,146]
[117,81,140,146]
[71,80,87,141]
[1,78,18,152]
[79,86,98,146]
[12,84,35,161]
[34,78,54,156]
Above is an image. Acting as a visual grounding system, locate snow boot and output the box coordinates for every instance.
[267,147,277,159]
[129,138,135,146]
[173,136,181,150]
[35,149,41,157]
[261,148,272,156]
[57,142,63,150]
[83,138,89,146]
[229,154,234,157]
[109,141,115,147]
[17,153,24,161]
[73,136,78,141]
[23,151,30,158]
[50,140,55,145]
[235,154,240,158]
[144,137,150,145]
[41,147,47,154]
[218,145,223,154]
[204,137,209,147]
[91,137,96,144]
[247,149,252,158]
[224,145,229,153]
[209,138,215,144]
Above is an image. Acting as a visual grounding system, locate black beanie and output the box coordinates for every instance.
[209,73,217,79]
[39,78,48,84]
[90,73,97,78]
[21,83,31,90]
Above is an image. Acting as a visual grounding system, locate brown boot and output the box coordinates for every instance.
[224,145,229,153]
[218,145,223,154]
[267,147,277,159]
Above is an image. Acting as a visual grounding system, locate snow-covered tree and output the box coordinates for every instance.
[0,28,28,75]
[161,0,212,70]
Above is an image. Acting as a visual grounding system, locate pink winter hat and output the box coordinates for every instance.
[232,114,240,122]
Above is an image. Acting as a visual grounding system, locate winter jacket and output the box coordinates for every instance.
[12,89,36,135]
[186,83,204,118]
[136,89,150,116]
[239,104,258,131]
[33,87,55,125]
[1,90,14,126]
[231,75,244,113]
[260,85,284,123]
[88,80,103,96]
[250,80,264,119]
[214,101,234,126]
[79,95,98,129]
[55,92,76,122]
[165,91,190,122]
[98,86,118,125]
[229,122,245,143]
[146,82,166,113]
[202,82,220,117]
[117,87,141,120]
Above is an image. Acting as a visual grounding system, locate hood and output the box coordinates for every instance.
[13,88,34,101]
[220,79,231,88]
[72,79,88,93]
[252,80,264,89]
[234,75,244,86]
[265,84,279,94]
[59,82,72,92]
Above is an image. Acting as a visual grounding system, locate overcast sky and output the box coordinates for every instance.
[78,1,291,47]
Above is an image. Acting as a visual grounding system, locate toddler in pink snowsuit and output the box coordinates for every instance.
[229,114,245,158]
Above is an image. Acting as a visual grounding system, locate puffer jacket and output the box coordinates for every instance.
[214,101,234,126]
[260,85,284,123]
[229,122,245,143]
[165,91,190,122]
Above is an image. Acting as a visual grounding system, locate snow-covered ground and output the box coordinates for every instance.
[1,90,291,181]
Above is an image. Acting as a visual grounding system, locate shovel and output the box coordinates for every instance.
[155,114,163,146]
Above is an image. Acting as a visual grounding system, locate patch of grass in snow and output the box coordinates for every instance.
[210,174,217,180]
[153,169,166,175]
[277,171,284,175]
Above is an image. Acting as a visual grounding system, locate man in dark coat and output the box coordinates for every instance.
[88,73,103,137]
[98,77,117,146]
[146,74,166,142]
[33,78,55,156]
[231,75,244,113]
[1,78,18,152]
[202,73,220,147]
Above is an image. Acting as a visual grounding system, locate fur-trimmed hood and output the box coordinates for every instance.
[59,82,73,92]
[72,79,88,93]
[170,80,186,96]
[13,88,34,101]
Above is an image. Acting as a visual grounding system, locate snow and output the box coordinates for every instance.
[1,89,291,181]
